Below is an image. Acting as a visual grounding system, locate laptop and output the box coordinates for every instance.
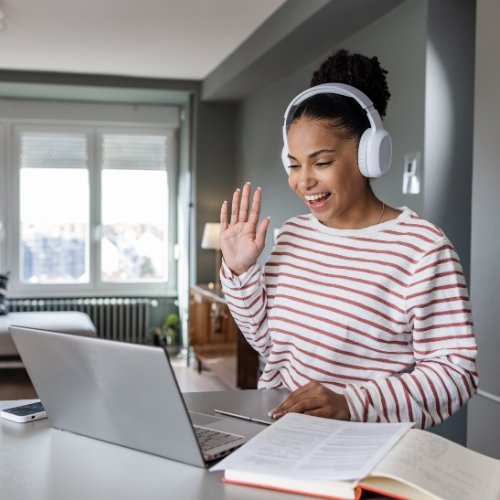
[9,325,255,468]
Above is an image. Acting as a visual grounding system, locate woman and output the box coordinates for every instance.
[219,49,477,429]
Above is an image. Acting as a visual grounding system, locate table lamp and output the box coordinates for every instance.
[201,222,221,289]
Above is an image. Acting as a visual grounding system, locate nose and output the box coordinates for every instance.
[297,166,317,191]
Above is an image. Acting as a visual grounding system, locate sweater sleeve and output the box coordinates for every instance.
[343,238,478,429]
[220,259,273,358]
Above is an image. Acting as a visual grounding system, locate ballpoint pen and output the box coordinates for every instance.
[213,408,272,426]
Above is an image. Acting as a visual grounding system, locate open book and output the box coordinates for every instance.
[212,413,500,500]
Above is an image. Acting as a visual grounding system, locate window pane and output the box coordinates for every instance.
[102,134,167,170]
[101,169,168,282]
[20,168,90,284]
[21,133,87,169]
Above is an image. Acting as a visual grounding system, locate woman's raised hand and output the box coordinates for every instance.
[220,182,270,276]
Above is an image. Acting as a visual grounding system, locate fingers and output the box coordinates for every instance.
[248,186,262,226]
[270,397,322,420]
[269,384,350,421]
[281,397,320,416]
[230,188,241,225]
[226,183,265,229]
[238,182,251,223]
[269,381,348,420]
[220,201,228,230]
[269,382,317,417]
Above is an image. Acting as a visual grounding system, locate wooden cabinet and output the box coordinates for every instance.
[189,285,258,389]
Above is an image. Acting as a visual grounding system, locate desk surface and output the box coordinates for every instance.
[0,390,300,500]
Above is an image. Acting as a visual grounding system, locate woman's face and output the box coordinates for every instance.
[286,117,370,228]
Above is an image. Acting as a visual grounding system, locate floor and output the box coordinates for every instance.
[170,355,229,392]
[0,354,228,401]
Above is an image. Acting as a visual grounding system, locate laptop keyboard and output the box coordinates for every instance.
[194,426,243,451]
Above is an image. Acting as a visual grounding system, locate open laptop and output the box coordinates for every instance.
[9,325,256,468]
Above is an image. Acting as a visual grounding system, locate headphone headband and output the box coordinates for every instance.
[283,83,383,131]
[281,82,391,178]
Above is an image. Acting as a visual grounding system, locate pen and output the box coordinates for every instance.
[214,408,271,426]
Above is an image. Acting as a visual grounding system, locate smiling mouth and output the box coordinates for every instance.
[305,192,331,208]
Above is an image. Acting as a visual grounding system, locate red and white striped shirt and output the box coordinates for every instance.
[221,208,478,429]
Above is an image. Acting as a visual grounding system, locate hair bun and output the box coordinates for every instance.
[310,49,391,117]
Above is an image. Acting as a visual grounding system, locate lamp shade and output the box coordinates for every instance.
[201,223,221,250]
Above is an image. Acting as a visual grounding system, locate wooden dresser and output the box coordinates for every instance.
[189,284,258,389]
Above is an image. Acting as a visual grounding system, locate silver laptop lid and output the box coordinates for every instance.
[10,326,208,467]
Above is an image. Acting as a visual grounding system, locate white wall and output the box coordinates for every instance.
[467,0,500,459]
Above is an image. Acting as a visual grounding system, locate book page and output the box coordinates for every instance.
[368,429,500,500]
[212,412,412,482]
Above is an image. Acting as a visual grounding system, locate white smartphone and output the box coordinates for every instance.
[0,400,47,423]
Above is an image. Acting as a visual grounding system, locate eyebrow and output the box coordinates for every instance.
[288,149,337,161]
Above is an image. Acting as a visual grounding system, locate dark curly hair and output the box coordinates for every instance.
[290,49,391,141]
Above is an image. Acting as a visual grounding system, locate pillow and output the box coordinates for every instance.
[0,272,9,315]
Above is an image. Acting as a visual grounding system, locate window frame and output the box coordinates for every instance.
[2,120,178,298]
[94,125,177,295]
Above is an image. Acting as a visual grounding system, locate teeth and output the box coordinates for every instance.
[305,192,329,201]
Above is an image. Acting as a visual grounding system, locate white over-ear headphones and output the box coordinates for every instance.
[282,83,392,178]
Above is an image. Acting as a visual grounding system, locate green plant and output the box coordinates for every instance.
[163,312,180,346]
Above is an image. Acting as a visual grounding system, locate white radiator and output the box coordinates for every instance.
[8,297,153,344]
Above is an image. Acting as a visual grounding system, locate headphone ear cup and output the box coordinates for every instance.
[357,129,371,177]
[368,130,392,178]
[358,129,392,178]
[281,144,290,175]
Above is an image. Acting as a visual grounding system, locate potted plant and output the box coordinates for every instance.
[153,312,180,355]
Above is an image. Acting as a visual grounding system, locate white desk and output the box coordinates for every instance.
[1,390,300,500]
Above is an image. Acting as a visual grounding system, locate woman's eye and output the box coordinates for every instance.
[288,164,300,170]
[316,161,333,168]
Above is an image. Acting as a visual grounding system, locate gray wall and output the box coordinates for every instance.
[421,0,476,446]
[467,0,500,459]
[423,0,476,281]
[195,101,238,284]
[235,0,427,264]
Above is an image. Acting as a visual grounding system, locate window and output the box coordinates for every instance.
[20,132,90,285]
[1,116,178,297]
[100,133,169,283]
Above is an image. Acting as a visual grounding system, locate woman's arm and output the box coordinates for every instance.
[270,238,477,428]
[220,261,273,357]
[219,182,272,357]
[343,239,478,429]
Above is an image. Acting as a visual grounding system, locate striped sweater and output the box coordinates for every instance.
[221,208,478,429]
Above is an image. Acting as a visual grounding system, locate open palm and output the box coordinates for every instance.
[220,182,270,276]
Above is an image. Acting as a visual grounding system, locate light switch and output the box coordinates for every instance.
[402,151,421,194]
